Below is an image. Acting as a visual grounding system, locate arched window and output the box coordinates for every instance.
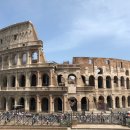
[42,74,49,86]
[2,76,7,87]
[97,68,103,74]
[81,97,89,111]
[54,97,62,112]
[89,75,95,86]
[68,97,77,111]
[19,75,26,87]
[98,96,105,110]
[81,75,86,85]
[68,74,76,84]
[11,75,15,87]
[29,98,36,111]
[120,76,124,87]
[13,54,18,65]
[98,76,103,88]
[57,75,65,86]
[126,70,129,76]
[22,53,27,64]
[122,96,126,108]
[9,97,15,110]
[1,97,6,110]
[32,51,38,63]
[114,76,118,87]
[19,97,25,109]
[126,78,130,89]
[107,96,112,109]
[31,74,37,86]
[115,97,120,108]
[41,98,49,112]
[106,76,111,88]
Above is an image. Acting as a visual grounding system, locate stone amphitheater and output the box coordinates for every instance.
[0,21,130,114]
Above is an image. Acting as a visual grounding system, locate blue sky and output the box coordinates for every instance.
[0,0,130,63]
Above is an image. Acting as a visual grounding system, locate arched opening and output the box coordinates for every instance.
[54,97,62,112]
[122,96,126,108]
[98,96,105,110]
[126,70,129,76]
[31,74,37,86]
[42,74,49,86]
[68,97,77,111]
[57,75,65,86]
[107,96,112,109]
[81,75,86,85]
[22,53,27,64]
[1,97,6,110]
[19,97,25,108]
[106,76,111,88]
[89,75,95,86]
[29,98,36,112]
[120,76,124,87]
[68,74,76,84]
[98,76,103,88]
[2,76,7,87]
[32,51,38,63]
[12,54,18,65]
[9,97,15,110]
[114,76,118,87]
[41,98,49,112]
[19,75,26,87]
[126,78,130,89]
[81,97,89,111]
[115,97,120,108]
[11,76,15,87]
[128,96,130,107]
[97,68,103,74]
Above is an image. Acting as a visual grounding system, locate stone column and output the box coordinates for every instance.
[95,77,98,89]
[89,97,94,111]
[25,96,29,112]
[15,97,19,106]
[111,78,114,90]
[15,73,19,89]
[1,55,4,70]
[49,95,54,113]
[49,69,54,87]
[118,78,121,90]
[103,77,106,89]
[126,97,128,108]
[26,72,30,88]
[8,55,11,68]
[63,94,67,113]
[112,96,115,109]
[124,79,127,89]
[119,96,122,108]
[36,95,41,112]
[37,71,41,87]
[17,53,21,66]
[77,95,81,112]
[6,97,9,111]
[27,51,31,65]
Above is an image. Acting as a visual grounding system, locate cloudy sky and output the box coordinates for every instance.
[0,0,130,63]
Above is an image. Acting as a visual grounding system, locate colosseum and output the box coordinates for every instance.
[0,21,130,113]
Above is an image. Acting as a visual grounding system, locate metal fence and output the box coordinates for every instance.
[0,111,128,127]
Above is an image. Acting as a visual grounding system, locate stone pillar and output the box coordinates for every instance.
[36,95,41,112]
[104,97,107,111]
[89,97,94,111]
[118,78,121,90]
[27,51,31,65]
[26,72,30,88]
[95,77,98,89]
[1,55,4,70]
[38,49,41,63]
[7,75,10,88]
[77,95,81,112]
[25,96,29,112]
[50,69,54,87]
[111,78,114,90]
[8,55,11,68]
[124,79,127,89]
[17,53,21,66]
[103,77,106,89]
[126,97,128,108]
[15,73,19,89]
[15,97,19,106]
[37,71,41,87]
[119,97,122,108]
[63,94,67,113]
[49,95,54,113]
[112,96,115,109]
[6,97,9,111]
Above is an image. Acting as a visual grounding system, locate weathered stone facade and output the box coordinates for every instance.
[0,21,130,113]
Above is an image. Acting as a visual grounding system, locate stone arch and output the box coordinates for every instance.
[114,76,118,87]
[29,97,36,112]
[120,76,124,87]
[31,73,37,86]
[128,96,130,107]
[8,97,15,110]
[31,51,38,63]
[126,78,130,89]
[126,70,129,76]
[68,97,77,111]
[68,74,76,84]
[98,96,105,110]
[115,97,120,108]
[19,74,26,87]
[42,74,49,86]
[122,96,126,108]
[107,96,112,109]
[21,53,27,64]
[10,75,16,87]
[89,75,95,86]
[97,68,103,74]
[57,75,65,86]
[54,97,62,112]
[81,97,89,111]
[19,97,25,109]
[0,97,6,110]
[98,76,103,88]
[106,76,111,88]
[41,97,49,112]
